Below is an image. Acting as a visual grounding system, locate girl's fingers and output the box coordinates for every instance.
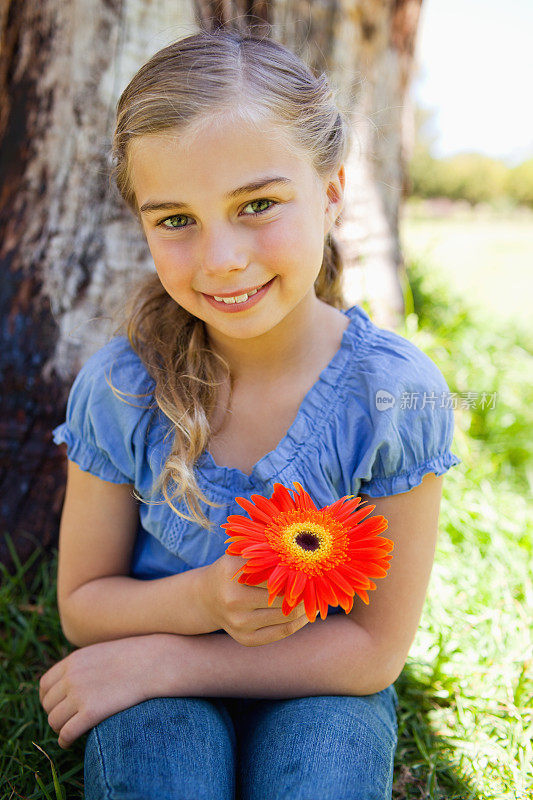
[40,679,68,714]
[251,613,310,646]
[47,696,77,736]
[255,599,306,621]
[56,712,87,749]
[39,662,65,702]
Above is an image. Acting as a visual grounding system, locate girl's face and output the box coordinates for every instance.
[129,113,344,343]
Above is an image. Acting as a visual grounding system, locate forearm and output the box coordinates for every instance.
[60,566,215,647]
[155,615,398,699]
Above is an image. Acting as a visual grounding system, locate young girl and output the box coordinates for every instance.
[39,29,460,800]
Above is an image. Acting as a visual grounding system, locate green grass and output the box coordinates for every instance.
[2,257,532,798]
[392,258,533,798]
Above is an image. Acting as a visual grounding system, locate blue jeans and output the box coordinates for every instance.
[84,685,398,799]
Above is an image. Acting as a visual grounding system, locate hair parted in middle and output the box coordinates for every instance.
[111,28,354,531]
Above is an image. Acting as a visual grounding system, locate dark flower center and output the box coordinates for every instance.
[295,530,320,552]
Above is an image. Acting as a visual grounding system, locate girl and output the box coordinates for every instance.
[39,29,460,800]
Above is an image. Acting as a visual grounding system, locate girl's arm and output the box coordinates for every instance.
[41,472,442,748]
[153,472,444,699]
[57,461,306,646]
[56,461,215,645]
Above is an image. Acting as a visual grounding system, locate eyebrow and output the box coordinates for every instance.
[139,176,293,214]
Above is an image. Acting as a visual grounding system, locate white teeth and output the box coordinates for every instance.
[213,288,258,304]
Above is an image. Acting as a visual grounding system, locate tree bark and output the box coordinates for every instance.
[0,0,421,571]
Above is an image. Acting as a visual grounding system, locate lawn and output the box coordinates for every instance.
[400,199,533,331]
[1,255,532,798]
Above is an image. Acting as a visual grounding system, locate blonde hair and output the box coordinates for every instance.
[111,29,353,530]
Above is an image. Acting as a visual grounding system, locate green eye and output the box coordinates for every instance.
[243,199,276,215]
[158,199,276,231]
[160,215,189,229]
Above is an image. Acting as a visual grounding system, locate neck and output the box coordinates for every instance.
[205,292,338,386]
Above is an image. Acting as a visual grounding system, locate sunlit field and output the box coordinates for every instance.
[400,199,533,330]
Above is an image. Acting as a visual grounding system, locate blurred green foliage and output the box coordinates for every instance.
[408,145,533,208]
[407,104,533,208]
[506,158,533,207]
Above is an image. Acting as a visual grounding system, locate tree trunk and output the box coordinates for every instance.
[0,0,421,571]
[271,0,422,329]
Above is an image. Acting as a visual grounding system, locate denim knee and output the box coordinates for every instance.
[237,685,398,800]
[84,696,236,800]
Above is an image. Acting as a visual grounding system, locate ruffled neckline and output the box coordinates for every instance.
[196,305,372,492]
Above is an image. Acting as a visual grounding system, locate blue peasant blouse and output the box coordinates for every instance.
[53,305,461,590]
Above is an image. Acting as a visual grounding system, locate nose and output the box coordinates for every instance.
[198,224,248,276]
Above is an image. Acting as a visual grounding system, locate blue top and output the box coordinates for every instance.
[53,305,461,602]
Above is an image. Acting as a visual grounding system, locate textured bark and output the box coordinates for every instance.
[270,0,422,328]
[0,0,198,573]
[0,0,421,572]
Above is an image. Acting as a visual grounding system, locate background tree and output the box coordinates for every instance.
[0,0,422,571]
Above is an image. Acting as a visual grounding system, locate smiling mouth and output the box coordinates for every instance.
[204,278,274,304]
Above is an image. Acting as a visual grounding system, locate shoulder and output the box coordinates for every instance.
[343,305,449,401]
[65,336,156,423]
[71,336,152,395]
[54,337,158,485]
[341,306,461,496]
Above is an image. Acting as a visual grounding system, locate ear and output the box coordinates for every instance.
[323,164,346,237]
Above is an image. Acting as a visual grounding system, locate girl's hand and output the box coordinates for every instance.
[202,553,310,647]
[39,635,165,749]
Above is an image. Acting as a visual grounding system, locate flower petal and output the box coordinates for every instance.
[303,580,318,622]
[225,543,246,556]
[266,563,290,600]
[354,588,370,605]
[238,567,274,584]
[291,482,318,511]
[240,543,272,557]
[250,493,283,519]
[222,527,266,541]
[355,563,390,578]
[271,483,298,512]
[347,515,388,538]
[313,576,332,620]
[327,568,356,598]
[340,594,354,613]
[347,546,392,559]
[230,564,247,580]
[225,484,392,621]
[223,515,267,532]
[341,563,373,587]
[241,564,277,575]
[343,535,389,548]
[234,497,273,524]
[286,570,307,606]
[341,503,376,525]
[226,533,268,548]
[324,495,361,517]
[334,500,373,524]
[282,595,297,616]
[314,573,340,606]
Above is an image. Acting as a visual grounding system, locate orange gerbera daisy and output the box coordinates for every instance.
[222,481,393,623]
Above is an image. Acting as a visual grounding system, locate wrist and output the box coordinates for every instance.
[191,562,221,634]
[145,633,188,697]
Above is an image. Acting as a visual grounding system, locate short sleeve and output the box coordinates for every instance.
[357,336,461,497]
[52,338,155,485]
